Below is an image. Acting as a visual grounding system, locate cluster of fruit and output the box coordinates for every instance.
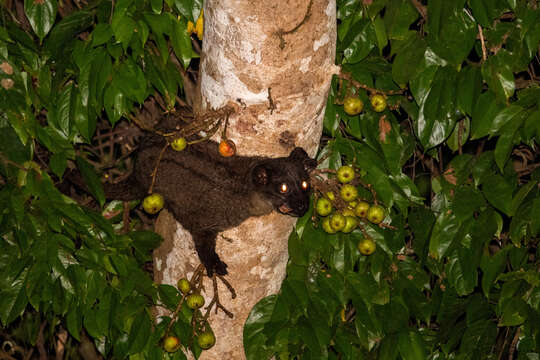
[343,93,387,116]
[162,278,216,353]
[315,165,384,255]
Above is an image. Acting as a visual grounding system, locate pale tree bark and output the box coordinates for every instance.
[153,0,337,358]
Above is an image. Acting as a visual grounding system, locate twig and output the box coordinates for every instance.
[457,120,464,155]
[36,321,47,360]
[122,201,130,233]
[508,327,520,360]
[478,25,487,62]
[0,152,31,171]
[339,71,405,96]
[410,0,427,20]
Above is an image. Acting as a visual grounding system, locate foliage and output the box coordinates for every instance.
[244,0,540,359]
[0,0,207,358]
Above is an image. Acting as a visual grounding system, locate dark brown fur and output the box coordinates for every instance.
[105,132,316,275]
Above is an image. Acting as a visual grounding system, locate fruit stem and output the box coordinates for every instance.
[164,264,205,338]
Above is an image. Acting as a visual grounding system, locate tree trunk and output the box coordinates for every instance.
[153,0,337,358]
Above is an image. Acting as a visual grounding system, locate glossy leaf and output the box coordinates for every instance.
[414,66,459,149]
[342,19,376,64]
[127,311,152,354]
[458,320,497,356]
[494,111,527,172]
[0,268,28,326]
[391,35,427,87]
[76,157,105,207]
[397,331,426,360]
[429,211,459,259]
[469,0,508,27]
[45,11,93,58]
[480,247,509,297]
[384,0,418,40]
[244,295,280,360]
[426,0,477,65]
[482,174,513,216]
[457,66,482,116]
[171,17,194,69]
[482,54,516,101]
[446,118,470,152]
[24,0,57,41]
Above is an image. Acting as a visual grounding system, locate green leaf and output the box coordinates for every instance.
[408,207,436,263]
[48,83,74,139]
[0,125,31,167]
[452,185,485,221]
[111,11,137,49]
[470,91,505,139]
[347,272,389,306]
[115,59,147,104]
[323,90,339,136]
[151,0,163,14]
[459,320,497,356]
[482,54,516,101]
[127,311,152,354]
[530,196,540,236]
[171,17,194,69]
[76,156,105,207]
[73,89,95,142]
[397,331,426,360]
[447,249,477,296]
[243,295,280,360]
[457,66,482,116]
[384,0,418,40]
[426,0,477,65]
[45,11,93,58]
[66,303,83,340]
[342,19,376,64]
[416,66,459,149]
[104,84,127,125]
[91,23,113,47]
[379,334,399,360]
[499,299,528,326]
[482,174,513,216]
[372,15,387,54]
[130,231,162,254]
[429,211,459,259]
[89,50,113,111]
[24,0,57,41]
[0,268,28,326]
[391,34,427,87]
[480,246,509,297]
[469,0,508,27]
[494,111,527,172]
[446,117,470,152]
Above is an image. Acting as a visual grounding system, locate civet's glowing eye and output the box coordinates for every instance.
[301,181,309,190]
[280,183,289,193]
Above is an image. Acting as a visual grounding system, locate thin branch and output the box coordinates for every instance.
[410,0,427,20]
[478,25,487,62]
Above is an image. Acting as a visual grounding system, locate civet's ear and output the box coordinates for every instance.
[289,147,317,172]
[252,164,270,186]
